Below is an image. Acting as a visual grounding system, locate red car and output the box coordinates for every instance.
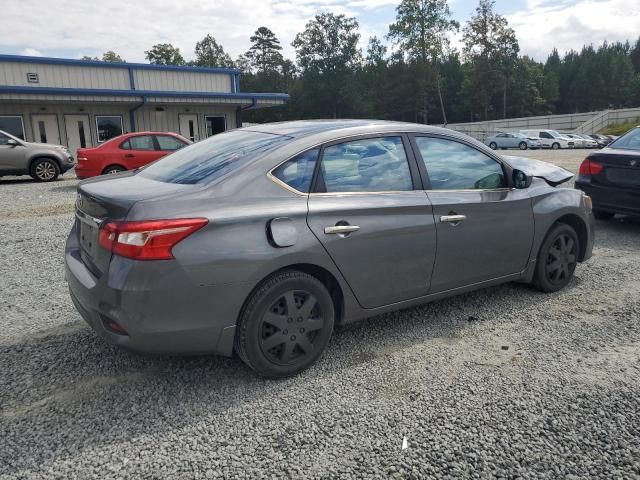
[75,131,191,179]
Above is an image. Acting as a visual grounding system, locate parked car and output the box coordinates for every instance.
[0,129,75,181]
[576,126,640,219]
[520,129,574,149]
[589,134,611,148]
[577,134,600,148]
[66,120,594,377]
[485,132,542,150]
[562,133,590,148]
[75,131,191,179]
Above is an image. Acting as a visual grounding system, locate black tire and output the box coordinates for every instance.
[593,210,615,220]
[532,223,579,293]
[489,142,498,150]
[551,142,560,150]
[30,158,60,182]
[103,165,126,175]
[234,270,335,377]
[519,142,528,150]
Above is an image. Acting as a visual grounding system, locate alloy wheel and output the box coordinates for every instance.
[545,233,577,285]
[35,161,56,180]
[259,290,324,366]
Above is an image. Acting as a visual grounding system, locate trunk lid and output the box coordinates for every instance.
[587,148,640,189]
[75,171,196,276]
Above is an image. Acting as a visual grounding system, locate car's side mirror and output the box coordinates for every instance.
[7,138,19,147]
[513,169,532,189]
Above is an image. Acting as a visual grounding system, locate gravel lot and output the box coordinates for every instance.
[1,149,639,479]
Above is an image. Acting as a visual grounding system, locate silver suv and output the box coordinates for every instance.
[0,130,76,182]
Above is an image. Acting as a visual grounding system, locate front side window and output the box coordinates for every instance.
[415,137,506,190]
[140,129,293,184]
[318,136,413,193]
[156,135,187,151]
[540,132,552,139]
[609,128,640,151]
[0,133,9,145]
[272,149,319,193]
[96,116,123,143]
[0,116,25,140]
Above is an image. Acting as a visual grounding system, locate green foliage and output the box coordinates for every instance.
[145,44,185,65]
[81,51,124,62]
[194,34,235,68]
[600,118,640,136]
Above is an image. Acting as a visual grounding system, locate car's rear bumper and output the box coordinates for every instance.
[64,224,243,356]
[575,178,640,216]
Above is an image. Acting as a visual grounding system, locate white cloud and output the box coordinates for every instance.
[508,0,640,60]
[20,47,44,57]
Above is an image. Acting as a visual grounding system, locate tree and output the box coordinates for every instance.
[194,34,234,68]
[145,43,185,65]
[292,13,362,118]
[81,51,124,62]
[247,27,283,75]
[388,0,459,123]
[462,0,519,119]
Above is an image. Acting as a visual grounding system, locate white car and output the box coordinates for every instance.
[520,129,574,149]
[562,133,588,148]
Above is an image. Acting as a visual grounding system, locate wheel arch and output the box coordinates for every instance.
[549,213,589,262]
[28,155,62,172]
[102,163,127,174]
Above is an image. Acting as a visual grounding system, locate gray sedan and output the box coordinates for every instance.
[485,132,542,150]
[65,120,594,377]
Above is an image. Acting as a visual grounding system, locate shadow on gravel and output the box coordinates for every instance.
[51,184,79,193]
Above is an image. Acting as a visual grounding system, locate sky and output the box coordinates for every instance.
[1,0,639,64]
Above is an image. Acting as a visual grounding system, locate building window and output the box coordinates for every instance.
[96,116,123,143]
[26,72,39,83]
[205,115,226,137]
[0,116,25,140]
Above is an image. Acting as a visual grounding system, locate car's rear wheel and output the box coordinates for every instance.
[532,223,579,293]
[103,165,126,175]
[30,158,60,182]
[593,210,615,220]
[489,142,498,150]
[552,142,560,150]
[519,142,528,150]
[235,270,335,377]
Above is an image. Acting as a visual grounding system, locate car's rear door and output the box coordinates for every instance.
[120,135,160,169]
[307,134,437,309]
[410,134,534,293]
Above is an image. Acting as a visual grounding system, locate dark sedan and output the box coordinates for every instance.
[576,126,640,219]
[66,120,594,377]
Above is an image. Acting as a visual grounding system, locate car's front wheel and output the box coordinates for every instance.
[519,142,528,150]
[532,223,579,293]
[551,142,560,150]
[235,270,335,377]
[30,158,60,182]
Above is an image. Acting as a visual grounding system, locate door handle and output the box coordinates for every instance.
[124,153,134,158]
[440,214,467,224]
[324,225,360,236]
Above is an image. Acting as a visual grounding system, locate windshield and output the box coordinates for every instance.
[139,129,293,184]
[608,128,640,151]
[549,131,563,138]
[515,133,527,138]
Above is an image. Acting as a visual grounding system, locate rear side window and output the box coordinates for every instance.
[139,130,293,184]
[156,135,187,151]
[317,136,413,193]
[415,137,506,190]
[121,135,154,151]
[272,149,319,193]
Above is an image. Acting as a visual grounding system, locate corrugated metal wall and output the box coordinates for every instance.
[133,69,231,93]
[0,61,130,89]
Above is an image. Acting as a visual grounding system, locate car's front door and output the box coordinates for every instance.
[0,133,26,172]
[504,134,517,148]
[412,135,534,293]
[307,135,437,309]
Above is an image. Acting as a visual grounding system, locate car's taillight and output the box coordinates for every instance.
[578,159,604,176]
[99,218,208,260]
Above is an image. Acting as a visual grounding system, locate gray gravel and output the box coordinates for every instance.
[1,152,640,479]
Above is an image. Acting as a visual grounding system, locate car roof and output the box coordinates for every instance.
[241,119,461,140]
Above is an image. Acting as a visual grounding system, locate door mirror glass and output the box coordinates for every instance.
[513,169,532,189]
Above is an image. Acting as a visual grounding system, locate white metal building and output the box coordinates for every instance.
[0,54,288,154]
